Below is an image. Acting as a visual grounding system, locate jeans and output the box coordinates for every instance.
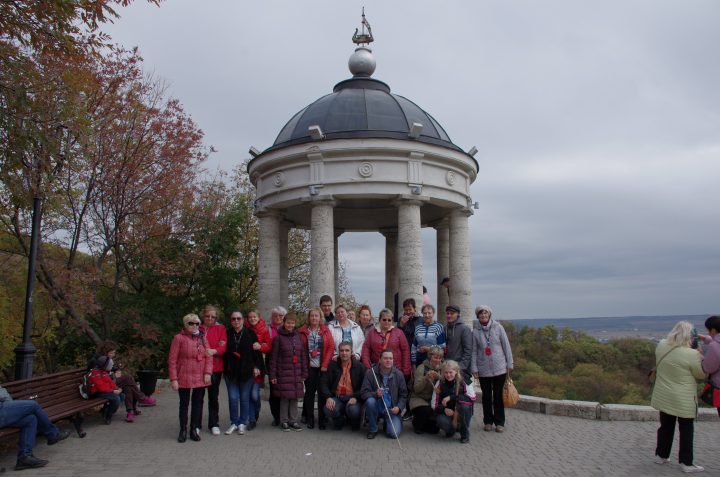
[205,371,223,429]
[436,403,473,439]
[0,400,60,458]
[178,387,205,431]
[250,381,261,423]
[94,392,121,420]
[225,376,253,426]
[324,396,361,428]
[364,397,402,438]
[479,373,506,426]
[656,411,695,465]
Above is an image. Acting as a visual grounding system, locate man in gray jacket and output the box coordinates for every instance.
[444,305,473,383]
[361,350,408,439]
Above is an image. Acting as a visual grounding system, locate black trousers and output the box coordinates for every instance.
[178,387,205,431]
[411,405,439,434]
[479,373,507,426]
[269,383,280,421]
[656,411,695,465]
[204,371,222,429]
[303,367,326,425]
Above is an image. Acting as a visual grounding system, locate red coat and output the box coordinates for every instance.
[168,329,213,388]
[298,324,335,370]
[361,326,411,377]
[88,369,118,394]
[201,323,227,373]
[269,327,308,399]
[248,319,272,384]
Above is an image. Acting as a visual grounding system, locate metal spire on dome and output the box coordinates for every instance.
[348,8,376,77]
[352,8,374,45]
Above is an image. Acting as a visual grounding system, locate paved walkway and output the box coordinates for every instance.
[1,385,717,476]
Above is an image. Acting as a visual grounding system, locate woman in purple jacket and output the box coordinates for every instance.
[700,315,720,417]
[269,313,308,431]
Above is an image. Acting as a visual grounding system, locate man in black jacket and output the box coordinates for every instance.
[319,341,365,430]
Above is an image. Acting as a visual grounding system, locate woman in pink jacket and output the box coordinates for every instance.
[168,313,213,443]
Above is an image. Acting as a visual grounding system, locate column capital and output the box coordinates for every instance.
[302,195,336,207]
[450,207,473,218]
[379,228,398,238]
[392,194,429,208]
[429,216,450,229]
[255,208,283,219]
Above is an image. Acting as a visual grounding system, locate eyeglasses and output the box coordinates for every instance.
[230,317,243,322]
[186,322,200,327]
[380,318,392,322]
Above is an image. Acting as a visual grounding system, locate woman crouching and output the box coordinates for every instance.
[433,360,474,444]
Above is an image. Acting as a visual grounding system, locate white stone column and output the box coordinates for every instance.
[279,221,290,309]
[449,208,473,324]
[435,218,450,323]
[310,197,336,307]
[334,231,342,301]
[395,198,424,311]
[257,210,281,322]
[382,229,398,311]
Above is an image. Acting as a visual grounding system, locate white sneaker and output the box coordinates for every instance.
[238,424,246,435]
[211,426,221,436]
[654,456,670,465]
[224,424,238,435]
[681,464,704,473]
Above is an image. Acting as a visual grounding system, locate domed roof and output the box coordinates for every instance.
[265,45,464,154]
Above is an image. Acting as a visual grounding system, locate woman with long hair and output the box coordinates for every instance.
[650,320,706,472]
[432,359,474,444]
[298,307,335,429]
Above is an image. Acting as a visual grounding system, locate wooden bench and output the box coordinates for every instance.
[0,368,107,439]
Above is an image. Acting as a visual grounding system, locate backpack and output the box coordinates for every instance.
[78,370,93,399]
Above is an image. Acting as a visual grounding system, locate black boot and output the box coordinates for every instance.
[189,427,201,441]
[306,414,314,429]
[178,428,187,443]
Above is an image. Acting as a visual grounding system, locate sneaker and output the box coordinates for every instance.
[460,436,470,444]
[289,422,303,432]
[281,423,291,432]
[238,424,246,435]
[247,422,256,431]
[47,430,70,445]
[15,455,49,470]
[138,396,157,407]
[654,456,670,465]
[483,424,493,432]
[211,426,221,436]
[224,424,238,435]
[126,411,136,423]
[681,464,705,473]
[495,425,505,433]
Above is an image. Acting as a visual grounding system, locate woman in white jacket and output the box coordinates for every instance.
[328,305,365,361]
[471,305,513,433]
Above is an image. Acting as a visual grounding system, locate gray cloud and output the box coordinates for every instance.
[105,0,720,319]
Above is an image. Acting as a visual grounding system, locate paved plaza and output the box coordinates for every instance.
[1,385,717,477]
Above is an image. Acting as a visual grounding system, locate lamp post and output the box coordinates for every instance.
[14,193,42,380]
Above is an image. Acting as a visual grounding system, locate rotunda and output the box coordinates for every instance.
[248,15,478,322]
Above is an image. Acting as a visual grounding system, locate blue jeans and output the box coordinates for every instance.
[0,400,60,457]
[94,392,121,419]
[250,382,261,423]
[225,376,252,426]
[324,396,361,427]
[364,397,402,438]
[436,403,473,439]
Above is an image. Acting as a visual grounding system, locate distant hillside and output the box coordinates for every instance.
[506,315,709,341]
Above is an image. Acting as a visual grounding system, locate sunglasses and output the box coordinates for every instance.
[230,317,243,322]
[186,322,200,327]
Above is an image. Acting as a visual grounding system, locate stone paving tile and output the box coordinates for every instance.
[0,386,716,476]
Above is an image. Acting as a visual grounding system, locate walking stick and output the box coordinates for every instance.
[371,367,403,451]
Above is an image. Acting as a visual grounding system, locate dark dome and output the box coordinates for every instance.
[267,76,463,153]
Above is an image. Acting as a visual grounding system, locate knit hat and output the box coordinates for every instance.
[446,304,460,314]
[95,356,113,371]
[475,305,493,318]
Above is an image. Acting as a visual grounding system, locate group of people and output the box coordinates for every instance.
[166,297,514,445]
[650,316,720,473]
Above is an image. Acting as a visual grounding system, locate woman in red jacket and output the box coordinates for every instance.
[269,313,308,431]
[168,313,213,443]
[298,307,335,429]
[246,309,272,429]
[361,308,411,378]
[199,305,227,436]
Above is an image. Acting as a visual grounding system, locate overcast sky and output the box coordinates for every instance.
[105,0,719,319]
